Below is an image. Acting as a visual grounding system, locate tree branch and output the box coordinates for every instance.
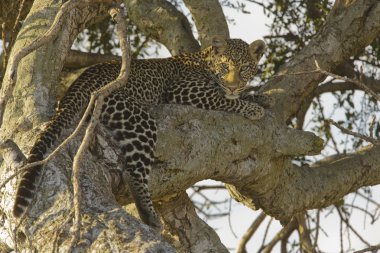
[183,0,230,47]
[0,0,103,127]
[64,50,120,69]
[253,145,380,223]
[236,211,266,253]
[296,213,316,253]
[125,0,200,55]
[157,192,229,253]
[265,0,380,122]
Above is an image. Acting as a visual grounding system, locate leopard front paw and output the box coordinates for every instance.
[243,104,265,121]
[255,94,275,108]
[241,93,275,109]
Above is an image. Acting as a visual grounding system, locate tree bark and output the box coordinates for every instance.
[126,0,200,55]
[183,0,229,46]
[264,0,380,121]
[1,0,380,252]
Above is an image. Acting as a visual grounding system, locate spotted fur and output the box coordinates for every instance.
[13,38,267,229]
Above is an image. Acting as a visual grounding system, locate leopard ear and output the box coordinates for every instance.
[249,40,267,60]
[211,36,227,55]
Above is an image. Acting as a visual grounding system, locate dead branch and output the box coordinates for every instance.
[1,23,7,75]
[5,0,28,68]
[369,115,376,139]
[312,210,321,251]
[11,0,27,34]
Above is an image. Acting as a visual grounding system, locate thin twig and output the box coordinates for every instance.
[271,59,380,102]
[236,211,266,253]
[296,213,316,253]
[353,244,380,253]
[259,218,297,253]
[318,68,380,102]
[228,198,238,239]
[1,22,7,76]
[340,214,344,253]
[344,204,376,223]
[356,191,380,208]
[317,97,340,154]
[312,210,320,252]
[192,185,226,191]
[336,207,371,247]
[327,119,378,145]
[261,217,273,250]
[68,4,131,250]
[6,0,28,66]
[369,115,376,139]
[12,0,27,34]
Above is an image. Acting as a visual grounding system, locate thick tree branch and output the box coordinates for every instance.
[265,0,380,121]
[65,50,120,69]
[247,145,380,223]
[125,0,200,55]
[183,0,229,47]
[157,192,229,253]
[0,0,106,127]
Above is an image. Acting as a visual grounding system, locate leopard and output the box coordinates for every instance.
[13,37,268,230]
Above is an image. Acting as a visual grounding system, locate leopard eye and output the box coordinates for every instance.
[239,65,250,76]
[220,63,228,71]
[240,65,249,72]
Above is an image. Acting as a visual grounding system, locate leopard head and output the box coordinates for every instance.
[209,37,266,100]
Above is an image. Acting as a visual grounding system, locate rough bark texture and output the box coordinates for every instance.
[183,0,230,46]
[265,0,380,121]
[126,0,200,55]
[158,192,229,253]
[1,0,380,252]
[0,0,174,252]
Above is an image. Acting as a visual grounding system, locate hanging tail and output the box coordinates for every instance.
[13,119,66,217]
[12,63,120,218]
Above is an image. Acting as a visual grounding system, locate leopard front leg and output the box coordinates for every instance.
[164,79,265,121]
[101,94,161,230]
[240,92,275,109]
